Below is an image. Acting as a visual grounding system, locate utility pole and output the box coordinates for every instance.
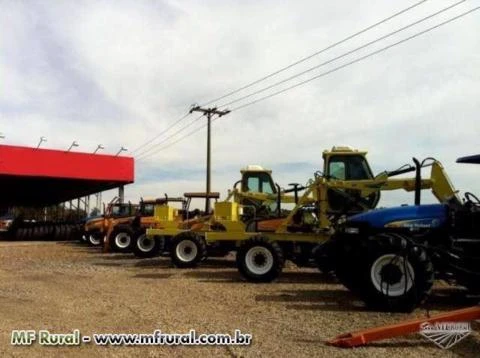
[118,186,125,204]
[189,106,230,213]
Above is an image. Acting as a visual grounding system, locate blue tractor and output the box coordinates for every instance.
[321,155,480,312]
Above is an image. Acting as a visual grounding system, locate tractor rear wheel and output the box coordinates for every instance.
[110,226,134,252]
[353,233,434,312]
[133,231,163,258]
[236,236,284,283]
[170,233,207,268]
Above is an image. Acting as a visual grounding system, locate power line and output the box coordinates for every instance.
[130,111,190,155]
[137,108,229,162]
[136,114,204,159]
[218,0,467,109]
[137,121,209,161]
[139,6,479,160]
[226,6,479,113]
[133,1,428,158]
[200,0,429,107]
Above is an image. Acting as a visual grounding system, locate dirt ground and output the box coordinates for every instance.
[0,241,478,358]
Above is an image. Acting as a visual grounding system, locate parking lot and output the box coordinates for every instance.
[0,241,478,357]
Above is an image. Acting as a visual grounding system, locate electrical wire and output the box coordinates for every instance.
[136,121,208,161]
[130,111,191,155]
[139,5,479,159]
[217,0,467,109]
[200,0,429,107]
[226,6,479,113]
[133,1,429,158]
[136,114,204,159]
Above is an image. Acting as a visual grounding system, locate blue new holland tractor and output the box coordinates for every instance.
[320,155,480,312]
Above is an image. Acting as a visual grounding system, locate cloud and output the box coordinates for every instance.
[0,0,479,209]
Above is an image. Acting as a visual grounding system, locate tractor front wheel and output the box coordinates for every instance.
[110,226,134,252]
[236,237,284,283]
[170,233,207,268]
[133,231,163,258]
[87,231,103,247]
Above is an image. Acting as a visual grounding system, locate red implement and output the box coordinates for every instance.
[328,306,480,348]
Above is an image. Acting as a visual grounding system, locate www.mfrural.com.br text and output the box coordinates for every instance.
[11,329,252,347]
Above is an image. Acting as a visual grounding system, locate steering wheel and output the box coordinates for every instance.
[464,192,480,205]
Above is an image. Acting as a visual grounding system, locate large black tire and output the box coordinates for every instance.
[16,228,27,241]
[26,227,33,240]
[351,233,434,312]
[170,232,207,268]
[36,226,44,240]
[58,225,66,240]
[63,226,72,241]
[53,226,61,241]
[32,226,40,240]
[110,226,135,252]
[133,231,163,258]
[236,236,284,283]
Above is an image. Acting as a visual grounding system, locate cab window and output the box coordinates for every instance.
[111,205,130,216]
[142,204,155,216]
[329,162,345,180]
[243,173,276,194]
[347,156,371,180]
[326,155,379,213]
[261,177,274,194]
[328,155,372,180]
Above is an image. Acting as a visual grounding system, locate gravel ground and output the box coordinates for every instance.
[0,241,478,357]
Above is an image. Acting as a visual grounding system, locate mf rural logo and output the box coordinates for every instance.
[419,321,471,349]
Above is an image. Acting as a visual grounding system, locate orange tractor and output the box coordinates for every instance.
[128,192,220,258]
[103,195,189,253]
[82,197,137,247]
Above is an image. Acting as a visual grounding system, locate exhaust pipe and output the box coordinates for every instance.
[413,157,421,205]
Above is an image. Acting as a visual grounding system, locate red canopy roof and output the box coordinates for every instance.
[0,144,134,206]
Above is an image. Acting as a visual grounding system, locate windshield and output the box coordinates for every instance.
[243,172,276,194]
[110,205,131,216]
[141,204,155,216]
[328,155,373,180]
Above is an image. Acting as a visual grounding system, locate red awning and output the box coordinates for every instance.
[0,144,134,206]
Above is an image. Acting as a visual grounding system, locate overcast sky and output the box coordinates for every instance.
[1,0,479,209]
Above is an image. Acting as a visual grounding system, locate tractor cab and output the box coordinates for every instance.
[237,165,280,218]
[456,154,480,211]
[107,203,137,218]
[138,199,157,217]
[322,146,379,214]
[240,165,276,194]
[453,155,480,239]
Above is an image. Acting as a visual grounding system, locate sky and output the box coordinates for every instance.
[1,0,479,211]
